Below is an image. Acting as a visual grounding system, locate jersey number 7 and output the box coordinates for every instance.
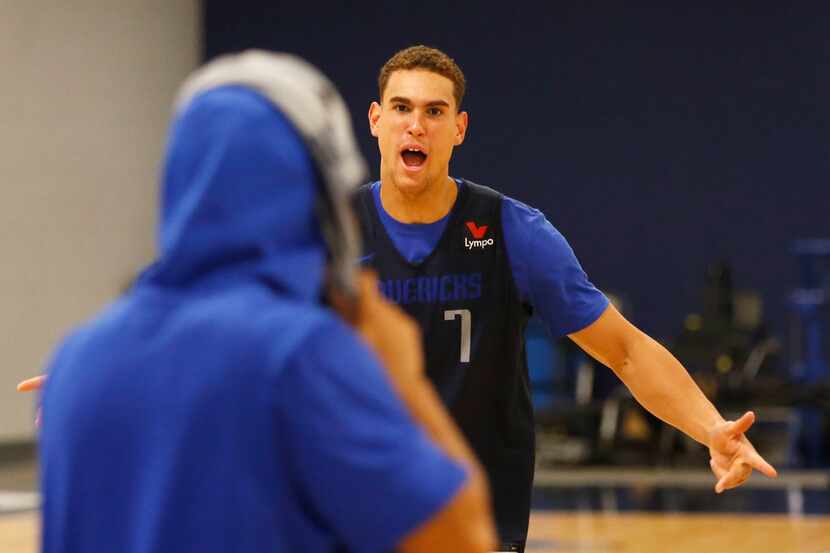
[443,309,471,363]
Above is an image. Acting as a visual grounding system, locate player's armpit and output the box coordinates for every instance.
[396,468,496,553]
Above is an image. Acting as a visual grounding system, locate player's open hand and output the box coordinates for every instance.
[17,375,46,393]
[708,411,778,493]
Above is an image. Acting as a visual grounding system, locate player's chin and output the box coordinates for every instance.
[393,171,430,194]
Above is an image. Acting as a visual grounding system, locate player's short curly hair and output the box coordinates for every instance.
[378,45,466,110]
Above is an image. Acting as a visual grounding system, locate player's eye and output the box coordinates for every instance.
[427,107,443,117]
[394,104,410,113]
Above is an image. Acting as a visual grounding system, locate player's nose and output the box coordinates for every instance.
[406,114,426,136]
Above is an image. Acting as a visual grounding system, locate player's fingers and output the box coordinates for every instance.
[748,452,778,479]
[715,461,751,493]
[709,458,727,480]
[17,375,46,392]
[727,411,755,437]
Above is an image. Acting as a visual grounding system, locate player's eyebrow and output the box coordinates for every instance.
[388,96,451,109]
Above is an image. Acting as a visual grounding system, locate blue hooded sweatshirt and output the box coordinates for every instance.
[39,85,466,553]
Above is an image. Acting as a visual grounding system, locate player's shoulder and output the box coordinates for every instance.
[49,295,138,361]
[351,181,379,215]
[498,192,562,241]
[458,178,548,221]
[355,181,377,193]
[501,194,546,222]
[289,306,364,354]
[159,287,353,376]
[257,298,343,349]
[457,177,503,202]
[201,292,376,386]
[353,181,378,201]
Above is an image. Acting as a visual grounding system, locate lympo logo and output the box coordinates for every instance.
[464,221,494,250]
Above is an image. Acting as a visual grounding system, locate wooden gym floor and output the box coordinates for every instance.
[2,462,829,553]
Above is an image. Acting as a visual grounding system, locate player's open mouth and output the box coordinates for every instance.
[400,145,427,170]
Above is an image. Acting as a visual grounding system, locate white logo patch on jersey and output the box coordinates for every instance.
[464,221,494,250]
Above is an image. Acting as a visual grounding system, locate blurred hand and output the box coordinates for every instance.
[708,411,778,493]
[329,269,424,380]
[17,375,46,393]
[16,376,45,428]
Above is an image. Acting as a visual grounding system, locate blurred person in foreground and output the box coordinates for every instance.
[29,51,495,553]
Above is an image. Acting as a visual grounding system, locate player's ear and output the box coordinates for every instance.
[454,110,468,145]
[368,102,382,137]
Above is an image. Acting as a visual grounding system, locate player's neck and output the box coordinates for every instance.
[380,176,458,224]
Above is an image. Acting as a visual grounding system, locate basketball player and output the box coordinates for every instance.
[353,45,778,552]
[34,51,496,553]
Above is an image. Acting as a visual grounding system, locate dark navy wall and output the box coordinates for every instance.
[204,2,829,340]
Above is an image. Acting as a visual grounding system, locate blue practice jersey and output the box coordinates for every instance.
[368,179,608,336]
[354,179,608,545]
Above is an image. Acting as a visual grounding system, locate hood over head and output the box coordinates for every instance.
[142,51,367,302]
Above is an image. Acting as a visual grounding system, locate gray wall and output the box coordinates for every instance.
[0,2,201,441]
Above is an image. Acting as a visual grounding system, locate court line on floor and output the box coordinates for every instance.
[0,491,39,515]
[534,468,830,489]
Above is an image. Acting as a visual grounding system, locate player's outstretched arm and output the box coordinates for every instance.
[569,304,778,492]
